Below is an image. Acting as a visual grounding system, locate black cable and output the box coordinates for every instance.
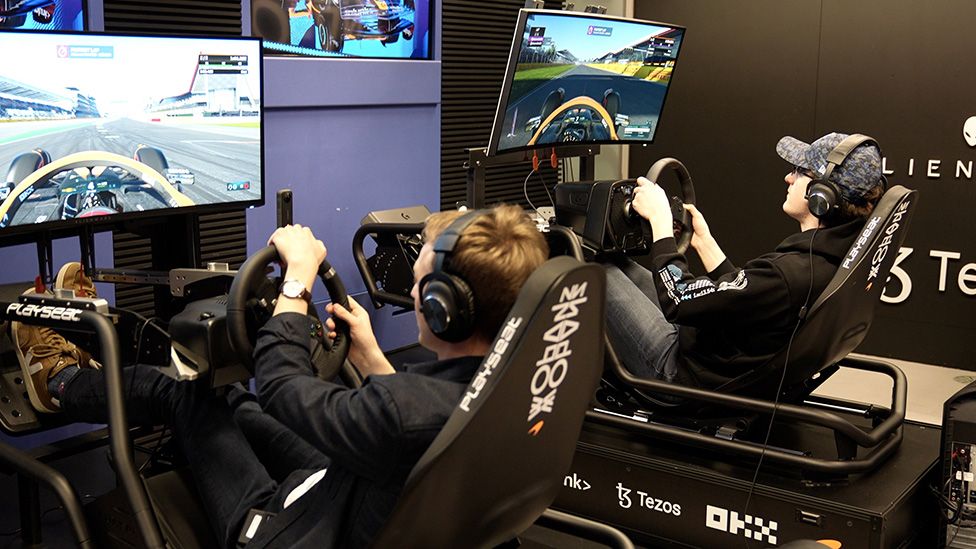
[742,226,819,548]
[535,169,556,209]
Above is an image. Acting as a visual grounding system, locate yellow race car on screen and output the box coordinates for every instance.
[0,146,194,230]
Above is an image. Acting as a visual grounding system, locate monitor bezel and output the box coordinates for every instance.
[0,28,266,241]
[486,8,686,157]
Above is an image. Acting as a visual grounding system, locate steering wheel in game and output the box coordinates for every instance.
[635,157,698,254]
[227,245,361,386]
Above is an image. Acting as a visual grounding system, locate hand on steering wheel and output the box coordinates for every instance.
[643,157,697,253]
[227,243,361,387]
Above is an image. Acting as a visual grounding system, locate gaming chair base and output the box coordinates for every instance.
[554,418,941,548]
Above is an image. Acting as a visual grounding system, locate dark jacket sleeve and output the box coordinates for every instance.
[707,258,736,279]
[651,237,794,329]
[253,313,403,483]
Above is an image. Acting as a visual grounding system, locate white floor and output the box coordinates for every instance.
[812,353,976,426]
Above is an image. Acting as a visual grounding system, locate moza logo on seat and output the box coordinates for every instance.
[527,282,588,436]
[459,316,522,413]
[705,505,778,545]
[6,303,83,322]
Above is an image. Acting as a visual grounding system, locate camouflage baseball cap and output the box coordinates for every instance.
[776,132,883,206]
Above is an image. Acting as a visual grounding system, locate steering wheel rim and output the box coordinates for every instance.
[645,157,697,254]
[227,245,357,384]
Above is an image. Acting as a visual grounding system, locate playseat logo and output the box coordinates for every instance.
[459,316,522,413]
[526,282,588,436]
[5,303,83,322]
[866,199,911,289]
[842,215,881,269]
[706,505,778,545]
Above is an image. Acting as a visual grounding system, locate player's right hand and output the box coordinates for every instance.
[326,297,382,369]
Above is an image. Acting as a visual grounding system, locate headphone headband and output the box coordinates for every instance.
[431,209,487,274]
[819,133,881,184]
[421,209,489,343]
[807,133,885,220]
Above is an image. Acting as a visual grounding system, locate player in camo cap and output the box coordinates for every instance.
[776,132,885,208]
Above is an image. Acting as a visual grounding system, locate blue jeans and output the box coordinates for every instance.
[61,366,329,548]
[604,258,681,382]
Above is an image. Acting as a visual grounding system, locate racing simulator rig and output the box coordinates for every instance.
[353,7,942,548]
[0,27,639,549]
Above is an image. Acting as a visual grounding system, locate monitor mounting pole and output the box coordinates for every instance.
[464,145,600,209]
[34,233,54,288]
[79,225,96,281]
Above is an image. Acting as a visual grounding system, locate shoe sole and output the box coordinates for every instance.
[11,321,59,414]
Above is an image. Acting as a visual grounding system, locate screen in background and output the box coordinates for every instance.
[0,0,85,31]
[0,31,263,234]
[251,0,430,59]
[489,10,684,155]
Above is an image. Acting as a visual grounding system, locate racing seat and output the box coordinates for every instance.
[371,256,608,547]
[594,185,918,475]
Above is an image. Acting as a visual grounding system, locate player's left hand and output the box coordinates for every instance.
[268,224,326,289]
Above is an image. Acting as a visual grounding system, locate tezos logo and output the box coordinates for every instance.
[526,282,588,436]
[706,505,778,545]
[965,116,976,147]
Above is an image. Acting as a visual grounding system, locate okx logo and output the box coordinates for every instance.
[706,505,778,545]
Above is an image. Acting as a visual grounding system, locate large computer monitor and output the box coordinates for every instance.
[251,0,431,59]
[0,0,85,31]
[0,30,263,236]
[488,9,685,156]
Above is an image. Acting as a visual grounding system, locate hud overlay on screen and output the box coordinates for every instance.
[251,0,430,59]
[494,12,683,154]
[0,0,84,31]
[0,32,262,231]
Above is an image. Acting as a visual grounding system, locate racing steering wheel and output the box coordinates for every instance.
[642,157,697,254]
[227,245,360,386]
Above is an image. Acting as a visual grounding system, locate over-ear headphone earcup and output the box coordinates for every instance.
[806,181,838,219]
[420,272,476,343]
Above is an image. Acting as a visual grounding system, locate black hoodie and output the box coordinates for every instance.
[649,218,864,389]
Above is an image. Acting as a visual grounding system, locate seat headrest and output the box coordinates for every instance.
[372,256,606,548]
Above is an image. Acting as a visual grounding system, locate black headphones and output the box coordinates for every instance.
[419,210,485,343]
[805,133,887,220]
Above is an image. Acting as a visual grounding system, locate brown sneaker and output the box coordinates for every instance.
[55,262,97,298]
[12,321,89,413]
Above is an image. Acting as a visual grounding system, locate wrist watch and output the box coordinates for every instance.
[279,279,312,303]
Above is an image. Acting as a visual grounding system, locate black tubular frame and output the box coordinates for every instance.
[593,343,906,475]
[353,221,425,309]
[353,219,586,311]
[537,509,635,549]
[0,443,93,547]
[0,302,166,548]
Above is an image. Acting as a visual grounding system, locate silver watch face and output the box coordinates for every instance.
[281,280,307,299]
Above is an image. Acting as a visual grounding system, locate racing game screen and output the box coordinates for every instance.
[251,0,430,59]
[489,10,684,155]
[0,0,84,31]
[0,31,263,233]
